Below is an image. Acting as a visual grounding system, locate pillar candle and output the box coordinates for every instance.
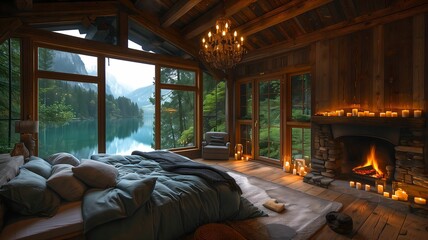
[365,184,371,192]
[284,161,290,172]
[392,195,398,200]
[357,112,364,117]
[386,111,392,117]
[293,168,297,175]
[414,197,426,205]
[352,108,358,116]
[402,109,409,118]
[383,192,390,198]
[414,110,422,118]
[356,182,362,190]
[380,112,386,117]
[349,181,355,188]
[391,112,398,117]
[346,113,352,117]
[234,153,238,160]
[369,113,375,117]
[299,167,305,176]
[364,111,370,116]
[377,184,384,194]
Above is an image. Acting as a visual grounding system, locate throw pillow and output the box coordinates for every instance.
[72,159,118,188]
[47,164,87,201]
[47,152,80,166]
[0,168,60,217]
[21,156,52,179]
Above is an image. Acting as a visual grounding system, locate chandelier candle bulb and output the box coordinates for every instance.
[349,181,355,188]
[365,184,371,192]
[414,110,422,118]
[356,182,362,190]
[377,184,384,194]
[414,197,426,205]
[402,110,409,117]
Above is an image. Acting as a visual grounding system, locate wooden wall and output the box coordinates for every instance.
[315,14,426,113]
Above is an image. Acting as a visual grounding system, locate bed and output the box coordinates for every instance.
[0,151,264,240]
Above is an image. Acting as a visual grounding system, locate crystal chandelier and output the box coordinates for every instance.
[200,17,245,70]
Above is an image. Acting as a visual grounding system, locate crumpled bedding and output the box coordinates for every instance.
[84,152,264,240]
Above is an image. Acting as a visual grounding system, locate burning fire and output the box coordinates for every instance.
[352,144,384,178]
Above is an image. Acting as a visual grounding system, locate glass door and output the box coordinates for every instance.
[256,79,281,162]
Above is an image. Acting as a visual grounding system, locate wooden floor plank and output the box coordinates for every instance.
[397,213,428,240]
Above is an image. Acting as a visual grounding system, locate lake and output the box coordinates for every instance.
[38,113,154,159]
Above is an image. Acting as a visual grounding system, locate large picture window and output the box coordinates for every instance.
[203,72,226,133]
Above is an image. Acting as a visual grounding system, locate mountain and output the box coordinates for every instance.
[126,85,155,111]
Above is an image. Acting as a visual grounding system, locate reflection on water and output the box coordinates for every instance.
[39,113,154,159]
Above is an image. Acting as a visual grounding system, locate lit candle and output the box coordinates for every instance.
[357,112,364,117]
[392,195,399,200]
[364,111,370,116]
[349,181,355,188]
[386,111,392,117]
[352,108,358,116]
[414,110,422,118]
[346,113,352,117]
[395,189,408,201]
[234,153,238,160]
[414,197,426,205]
[380,112,386,117]
[365,184,371,192]
[356,182,362,190]
[383,192,390,198]
[338,110,345,116]
[369,113,375,117]
[402,109,409,118]
[299,167,305,176]
[245,156,250,161]
[284,161,290,172]
[377,184,384,194]
[293,168,297,175]
[391,112,398,117]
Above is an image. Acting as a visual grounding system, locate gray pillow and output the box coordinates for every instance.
[47,152,80,166]
[72,159,118,188]
[21,157,52,179]
[47,164,87,201]
[0,168,60,217]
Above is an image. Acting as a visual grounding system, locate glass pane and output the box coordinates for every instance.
[291,127,311,166]
[38,47,97,76]
[160,89,195,149]
[291,73,311,121]
[38,79,98,159]
[40,16,118,45]
[0,39,21,150]
[160,67,195,86]
[239,124,252,156]
[239,82,252,119]
[105,58,155,154]
[203,72,226,133]
[258,80,280,160]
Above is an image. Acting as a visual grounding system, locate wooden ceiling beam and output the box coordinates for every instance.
[161,0,202,28]
[241,0,428,63]
[236,0,332,37]
[0,18,22,44]
[183,0,256,40]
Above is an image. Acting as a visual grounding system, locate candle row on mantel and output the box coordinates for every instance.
[319,109,422,118]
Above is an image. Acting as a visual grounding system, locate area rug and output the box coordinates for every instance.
[224,170,343,240]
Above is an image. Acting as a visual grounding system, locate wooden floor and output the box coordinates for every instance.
[194,158,428,240]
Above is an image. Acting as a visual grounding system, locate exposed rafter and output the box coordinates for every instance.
[0,18,22,44]
[183,0,256,40]
[161,0,202,28]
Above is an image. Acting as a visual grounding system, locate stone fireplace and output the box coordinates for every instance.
[310,116,428,197]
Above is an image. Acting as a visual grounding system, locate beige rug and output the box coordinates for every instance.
[225,171,343,240]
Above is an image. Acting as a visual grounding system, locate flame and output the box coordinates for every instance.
[353,144,384,177]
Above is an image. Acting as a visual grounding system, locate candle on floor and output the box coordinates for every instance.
[386,111,392,117]
[352,108,358,116]
[293,168,297,175]
[299,167,305,176]
[234,153,238,160]
[414,197,426,205]
[356,182,362,190]
[365,184,371,192]
[380,112,386,117]
[392,112,398,117]
[284,161,290,172]
[414,110,422,118]
[395,189,408,201]
[402,109,409,118]
[349,181,355,188]
[377,184,384,194]
[383,192,390,198]
[392,195,399,200]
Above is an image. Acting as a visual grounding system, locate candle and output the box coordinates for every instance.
[338,110,345,116]
[414,110,422,118]
[299,167,305,176]
[383,192,390,198]
[245,156,250,161]
[349,181,355,188]
[234,153,238,160]
[377,184,384,194]
[369,113,375,117]
[356,182,362,190]
[357,112,364,117]
[380,112,386,117]
[386,111,392,117]
[392,112,398,117]
[392,195,399,200]
[414,197,426,205]
[395,189,408,201]
[364,111,370,116]
[352,108,358,116]
[402,109,409,118]
[365,184,371,192]
[293,168,297,175]
[284,161,290,172]
[346,113,352,117]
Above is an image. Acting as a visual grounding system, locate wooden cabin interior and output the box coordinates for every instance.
[1,0,428,239]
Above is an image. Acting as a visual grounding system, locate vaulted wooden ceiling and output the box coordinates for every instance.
[2,0,428,68]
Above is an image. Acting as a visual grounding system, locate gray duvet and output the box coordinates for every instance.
[83,152,264,240]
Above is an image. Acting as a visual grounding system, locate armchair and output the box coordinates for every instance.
[202,132,230,160]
